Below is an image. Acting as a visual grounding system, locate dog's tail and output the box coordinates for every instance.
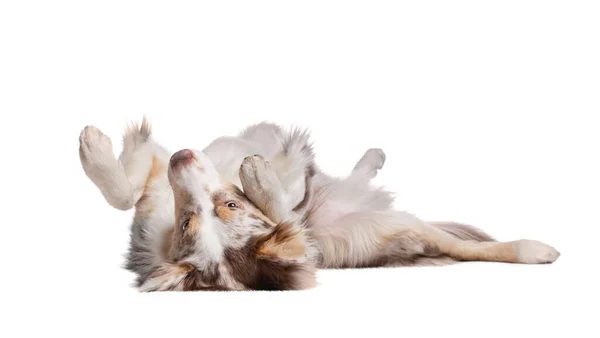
[428,222,495,242]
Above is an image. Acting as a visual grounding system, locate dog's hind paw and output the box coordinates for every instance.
[353,148,386,179]
[364,148,386,170]
[514,239,561,264]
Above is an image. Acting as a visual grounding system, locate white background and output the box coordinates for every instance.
[1,1,598,337]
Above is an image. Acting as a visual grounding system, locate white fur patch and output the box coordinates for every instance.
[196,215,225,263]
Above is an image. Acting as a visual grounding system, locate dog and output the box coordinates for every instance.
[79,118,560,291]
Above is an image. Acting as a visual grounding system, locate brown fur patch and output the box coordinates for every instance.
[214,205,236,222]
[160,227,174,259]
[256,222,306,261]
[211,186,240,222]
[186,213,201,234]
[443,241,520,263]
[143,262,227,292]
[135,156,165,218]
[147,156,163,186]
[169,209,201,261]
[176,262,196,274]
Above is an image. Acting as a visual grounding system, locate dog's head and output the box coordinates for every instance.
[139,149,316,292]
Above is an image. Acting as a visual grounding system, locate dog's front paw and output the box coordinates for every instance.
[79,126,115,170]
[514,239,560,264]
[240,154,267,175]
[240,155,287,222]
[240,154,280,195]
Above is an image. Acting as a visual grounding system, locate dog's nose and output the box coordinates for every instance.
[170,149,196,169]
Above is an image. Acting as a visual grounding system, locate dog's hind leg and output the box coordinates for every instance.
[435,235,561,264]
[351,148,386,180]
[397,224,561,265]
[313,211,560,268]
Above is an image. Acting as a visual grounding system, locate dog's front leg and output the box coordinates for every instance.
[239,155,293,223]
[79,125,137,210]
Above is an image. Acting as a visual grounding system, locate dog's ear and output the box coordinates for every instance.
[256,222,307,263]
[139,263,196,292]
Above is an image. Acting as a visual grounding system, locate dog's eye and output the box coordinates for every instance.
[182,220,190,231]
[226,201,238,208]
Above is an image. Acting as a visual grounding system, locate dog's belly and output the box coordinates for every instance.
[307,199,358,229]
[306,173,395,231]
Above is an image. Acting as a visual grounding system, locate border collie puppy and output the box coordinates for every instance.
[79,118,560,291]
